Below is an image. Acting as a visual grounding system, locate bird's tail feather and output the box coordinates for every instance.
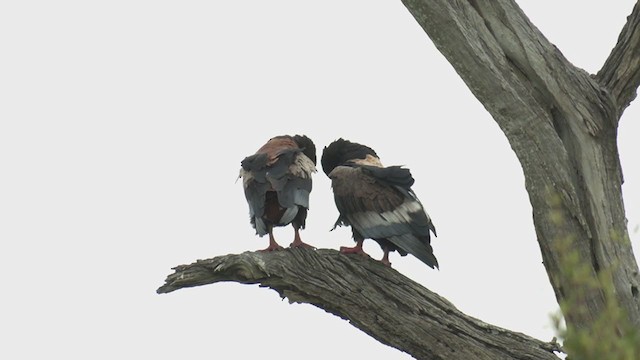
[387,234,439,269]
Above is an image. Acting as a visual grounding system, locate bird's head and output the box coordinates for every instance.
[292,134,317,165]
[321,138,379,176]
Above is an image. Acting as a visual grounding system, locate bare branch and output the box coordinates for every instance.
[596,1,640,116]
[158,248,562,360]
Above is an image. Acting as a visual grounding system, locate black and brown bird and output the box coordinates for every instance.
[239,134,317,251]
[321,138,438,268]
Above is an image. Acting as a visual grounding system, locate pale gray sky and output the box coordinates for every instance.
[1,1,638,359]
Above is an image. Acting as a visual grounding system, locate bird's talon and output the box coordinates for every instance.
[289,242,316,250]
[258,245,284,252]
[340,246,369,258]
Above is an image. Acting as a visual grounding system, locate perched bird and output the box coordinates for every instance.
[239,134,317,251]
[321,138,438,268]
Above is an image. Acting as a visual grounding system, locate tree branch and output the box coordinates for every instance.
[158,248,562,360]
[596,1,640,116]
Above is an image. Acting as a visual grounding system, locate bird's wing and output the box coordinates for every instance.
[329,165,438,268]
[360,164,436,236]
[359,165,415,189]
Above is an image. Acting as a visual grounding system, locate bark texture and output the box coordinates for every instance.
[400,0,640,333]
[158,248,562,360]
[597,1,640,115]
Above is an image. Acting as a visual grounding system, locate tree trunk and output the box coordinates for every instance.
[158,249,562,360]
[400,0,640,333]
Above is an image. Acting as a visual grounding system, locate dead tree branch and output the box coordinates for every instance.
[158,248,562,360]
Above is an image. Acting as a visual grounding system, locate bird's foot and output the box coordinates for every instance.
[379,258,392,267]
[379,250,392,267]
[289,240,316,250]
[340,246,369,258]
[258,243,284,252]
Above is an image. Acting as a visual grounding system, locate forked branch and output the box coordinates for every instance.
[597,0,640,115]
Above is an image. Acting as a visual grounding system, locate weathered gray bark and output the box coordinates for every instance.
[400,0,640,333]
[158,248,562,360]
[596,1,640,114]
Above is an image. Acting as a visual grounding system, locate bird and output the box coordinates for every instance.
[321,138,438,268]
[239,134,317,252]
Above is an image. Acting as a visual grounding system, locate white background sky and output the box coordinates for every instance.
[1,1,638,359]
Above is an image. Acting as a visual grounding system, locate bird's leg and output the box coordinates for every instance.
[340,238,369,257]
[259,227,284,252]
[289,226,315,249]
[379,247,392,267]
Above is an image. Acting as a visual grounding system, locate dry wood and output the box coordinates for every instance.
[158,248,562,360]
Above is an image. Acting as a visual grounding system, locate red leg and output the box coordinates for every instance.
[340,238,369,257]
[259,227,284,252]
[289,227,315,249]
[379,247,392,267]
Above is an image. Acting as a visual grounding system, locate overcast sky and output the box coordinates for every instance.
[1,1,638,359]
